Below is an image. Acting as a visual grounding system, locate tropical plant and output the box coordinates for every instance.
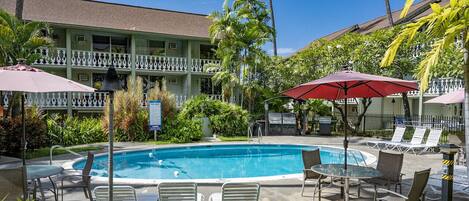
[179,95,249,136]
[0,9,52,66]
[208,0,274,108]
[161,116,203,143]
[102,77,149,141]
[47,114,105,146]
[380,0,468,167]
[146,79,177,121]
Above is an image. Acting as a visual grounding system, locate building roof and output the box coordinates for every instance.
[320,0,447,41]
[0,0,212,39]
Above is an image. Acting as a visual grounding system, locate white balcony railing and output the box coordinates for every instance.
[191,58,221,73]
[2,92,193,109]
[71,50,131,69]
[136,55,188,72]
[33,47,67,66]
[399,78,464,97]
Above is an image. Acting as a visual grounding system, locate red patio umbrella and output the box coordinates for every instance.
[0,63,95,199]
[283,70,418,169]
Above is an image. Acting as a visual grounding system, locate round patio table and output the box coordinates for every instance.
[27,165,64,201]
[311,164,381,201]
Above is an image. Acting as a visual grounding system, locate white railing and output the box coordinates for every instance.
[136,55,188,72]
[34,47,67,66]
[402,78,464,97]
[207,94,223,101]
[71,50,131,69]
[191,58,221,73]
[2,92,191,109]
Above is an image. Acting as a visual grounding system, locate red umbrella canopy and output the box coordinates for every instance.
[0,64,95,93]
[283,70,418,100]
[425,88,464,104]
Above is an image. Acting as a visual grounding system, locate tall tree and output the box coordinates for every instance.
[15,0,23,20]
[381,0,469,176]
[208,0,274,109]
[269,0,277,56]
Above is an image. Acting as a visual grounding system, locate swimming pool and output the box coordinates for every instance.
[71,144,375,182]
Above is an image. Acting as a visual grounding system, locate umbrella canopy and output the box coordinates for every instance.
[0,64,95,92]
[282,70,418,171]
[425,88,464,104]
[283,70,418,100]
[0,63,95,200]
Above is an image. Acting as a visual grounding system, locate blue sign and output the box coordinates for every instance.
[148,100,162,131]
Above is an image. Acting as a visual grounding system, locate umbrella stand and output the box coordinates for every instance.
[21,93,28,200]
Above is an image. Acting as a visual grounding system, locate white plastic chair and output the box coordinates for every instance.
[158,182,204,201]
[209,182,260,201]
[385,127,426,151]
[93,186,137,201]
[366,126,406,149]
[399,128,443,154]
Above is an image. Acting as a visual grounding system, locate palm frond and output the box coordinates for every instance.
[400,0,415,18]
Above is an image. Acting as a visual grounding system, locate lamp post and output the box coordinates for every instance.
[440,144,459,201]
[99,66,121,200]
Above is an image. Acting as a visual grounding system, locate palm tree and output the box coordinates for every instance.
[269,0,278,56]
[384,0,394,26]
[15,0,23,20]
[381,0,468,175]
[0,9,52,117]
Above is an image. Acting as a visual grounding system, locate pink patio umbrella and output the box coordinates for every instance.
[283,70,418,169]
[425,88,464,104]
[0,63,95,199]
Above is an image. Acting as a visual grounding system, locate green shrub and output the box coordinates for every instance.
[0,106,48,157]
[47,114,105,146]
[160,116,203,143]
[179,95,249,136]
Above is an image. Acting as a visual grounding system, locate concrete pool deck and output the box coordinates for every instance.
[21,135,463,200]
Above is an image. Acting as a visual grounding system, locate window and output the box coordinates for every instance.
[149,40,165,56]
[200,77,221,95]
[92,73,128,90]
[200,44,217,59]
[92,35,129,53]
[92,35,110,52]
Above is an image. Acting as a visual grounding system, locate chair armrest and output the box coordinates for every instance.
[377,188,408,199]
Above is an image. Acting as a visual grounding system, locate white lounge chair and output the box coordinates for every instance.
[384,127,426,151]
[93,186,156,201]
[366,126,406,149]
[398,128,443,154]
[158,182,204,201]
[209,182,260,201]
[93,186,137,201]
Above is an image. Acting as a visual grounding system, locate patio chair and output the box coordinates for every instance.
[59,152,94,201]
[398,128,443,154]
[93,186,137,201]
[158,182,204,201]
[367,126,406,149]
[208,182,260,201]
[359,151,404,197]
[384,127,426,151]
[301,149,327,197]
[0,167,26,201]
[377,168,431,201]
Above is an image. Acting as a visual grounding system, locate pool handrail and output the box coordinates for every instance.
[49,145,82,165]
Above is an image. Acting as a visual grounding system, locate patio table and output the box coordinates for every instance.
[27,165,64,201]
[311,164,381,201]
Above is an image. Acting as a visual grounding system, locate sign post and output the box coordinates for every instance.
[148,100,162,140]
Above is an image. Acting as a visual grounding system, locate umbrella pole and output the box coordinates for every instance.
[21,93,28,200]
[344,88,348,170]
[108,91,114,201]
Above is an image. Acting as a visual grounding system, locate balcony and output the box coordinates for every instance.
[33,47,221,73]
[2,92,223,110]
[390,78,464,97]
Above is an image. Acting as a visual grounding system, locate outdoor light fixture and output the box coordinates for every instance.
[99,65,121,201]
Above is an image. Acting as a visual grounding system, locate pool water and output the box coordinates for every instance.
[73,144,368,180]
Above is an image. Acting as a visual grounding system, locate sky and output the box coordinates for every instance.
[101,0,414,56]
